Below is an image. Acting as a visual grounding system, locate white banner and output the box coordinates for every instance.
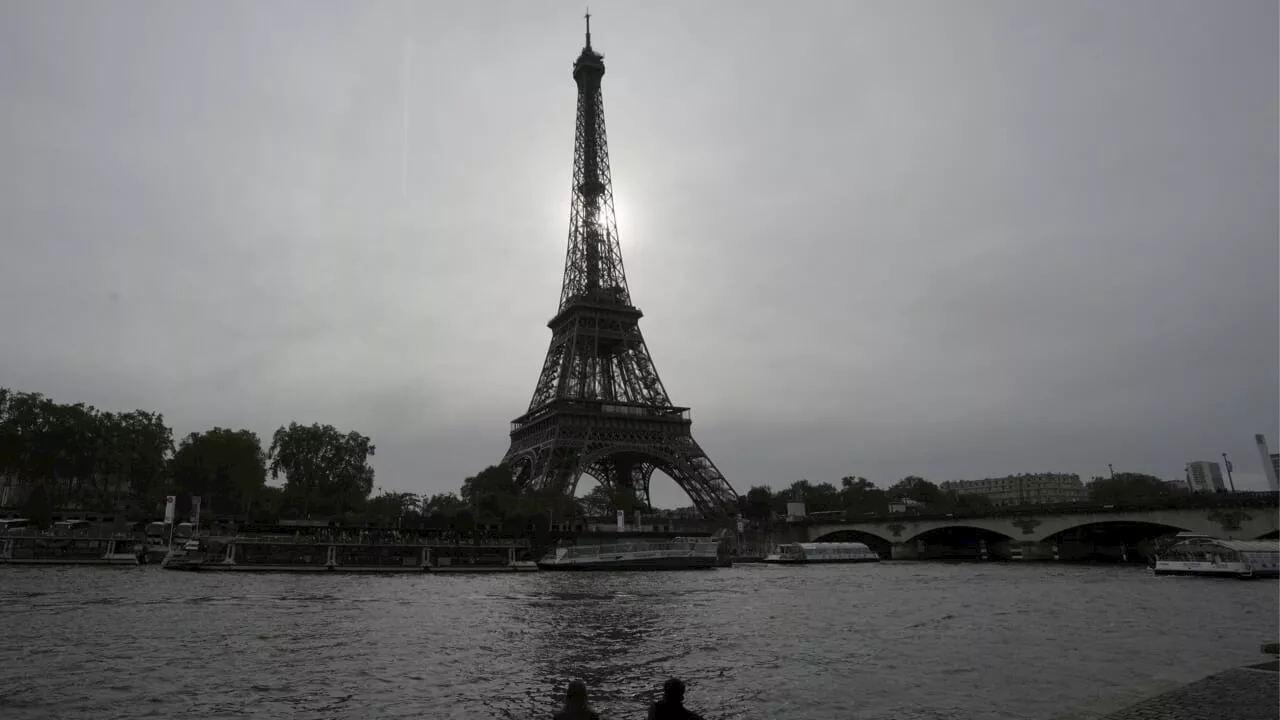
[164,495,176,524]
[616,509,625,532]
[190,496,201,524]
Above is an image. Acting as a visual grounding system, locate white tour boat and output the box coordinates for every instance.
[763,541,881,564]
[536,537,721,571]
[1152,533,1280,579]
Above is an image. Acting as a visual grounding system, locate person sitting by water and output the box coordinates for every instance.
[553,679,600,720]
[647,678,703,720]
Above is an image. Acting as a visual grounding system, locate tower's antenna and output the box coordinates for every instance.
[585,8,592,48]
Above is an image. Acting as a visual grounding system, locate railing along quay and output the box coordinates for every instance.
[196,532,530,547]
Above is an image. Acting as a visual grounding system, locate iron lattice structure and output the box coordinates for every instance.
[502,19,739,519]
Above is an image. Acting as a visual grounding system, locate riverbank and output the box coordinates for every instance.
[1088,663,1278,720]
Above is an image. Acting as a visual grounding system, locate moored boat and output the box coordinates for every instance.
[0,534,141,566]
[163,535,535,573]
[1152,534,1280,579]
[762,542,881,564]
[535,537,721,571]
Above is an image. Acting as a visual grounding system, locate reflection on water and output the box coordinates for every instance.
[0,564,1275,719]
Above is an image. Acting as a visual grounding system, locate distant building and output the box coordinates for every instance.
[1186,461,1226,493]
[940,473,1088,506]
[1257,434,1280,491]
[1163,479,1188,493]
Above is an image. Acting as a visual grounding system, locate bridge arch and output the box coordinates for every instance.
[1041,519,1191,543]
[902,524,1017,544]
[574,444,734,516]
[903,525,1018,561]
[1037,520,1189,563]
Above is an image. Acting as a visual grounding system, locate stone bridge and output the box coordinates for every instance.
[803,504,1279,561]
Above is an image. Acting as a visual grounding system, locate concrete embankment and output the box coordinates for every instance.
[1053,650,1279,720]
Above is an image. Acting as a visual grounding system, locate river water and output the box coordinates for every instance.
[0,563,1275,720]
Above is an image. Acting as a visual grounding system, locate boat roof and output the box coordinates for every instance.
[1174,537,1279,552]
[1216,540,1280,552]
[795,542,871,551]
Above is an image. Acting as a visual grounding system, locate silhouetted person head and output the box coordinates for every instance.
[662,678,685,705]
[649,678,703,720]
[554,679,598,720]
[565,680,588,709]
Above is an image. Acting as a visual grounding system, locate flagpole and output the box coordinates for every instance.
[164,495,176,549]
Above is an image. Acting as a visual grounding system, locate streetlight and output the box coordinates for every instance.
[1107,464,1115,479]
[1221,453,1237,493]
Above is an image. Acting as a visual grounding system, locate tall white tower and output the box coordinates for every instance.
[1256,434,1279,491]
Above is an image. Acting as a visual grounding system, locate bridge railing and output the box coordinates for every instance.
[789,491,1280,526]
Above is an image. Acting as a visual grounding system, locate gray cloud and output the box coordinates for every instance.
[1,0,1275,507]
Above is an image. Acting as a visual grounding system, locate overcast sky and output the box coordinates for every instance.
[1,1,1276,506]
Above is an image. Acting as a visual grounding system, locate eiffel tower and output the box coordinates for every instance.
[502,15,739,519]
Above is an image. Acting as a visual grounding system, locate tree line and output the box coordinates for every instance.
[738,471,1189,523]
[0,388,376,527]
[738,476,986,522]
[2,387,1198,531]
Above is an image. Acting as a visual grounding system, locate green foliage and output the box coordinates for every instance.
[577,482,646,517]
[268,422,376,517]
[886,476,943,506]
[22,481,53,529]
[0,388,173,514]
[840,476,889,515]
[742,485,774,521]
[578,484,613,517]
[364,491,420,526]
[461,464,517,508]
[255,485,287,517]
[422,491,467,516]
[170,428,268,517]
[1087,472,1173,504]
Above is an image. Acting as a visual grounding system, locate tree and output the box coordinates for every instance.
[170,428,267,517]
[22,480,53,529]
[804,482,842,512]
[255,485,287,518]
[1088,472,1173,505]
[365,491,419,526]
[579,484,613,517]
[941,490,993,512]
[110,409,174,513]
[460,464,517,509]
[743,485,775,522]
[423,491,467,517]
[840,476,889,515]
[268,422,375,517]
[0,389,172,515]
[886,476,943,507]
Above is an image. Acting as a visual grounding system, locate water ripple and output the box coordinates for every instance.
[0,564,1274,719]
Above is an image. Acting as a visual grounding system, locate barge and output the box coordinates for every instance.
[762,542,881,564]
[0,534,141,566]
[535,537,721,571]
[163,535,539,573]
[1152,533,1280,579]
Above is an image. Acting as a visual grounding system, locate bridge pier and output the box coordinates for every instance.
[1016,541,1059,561]
[890,542,921,560]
